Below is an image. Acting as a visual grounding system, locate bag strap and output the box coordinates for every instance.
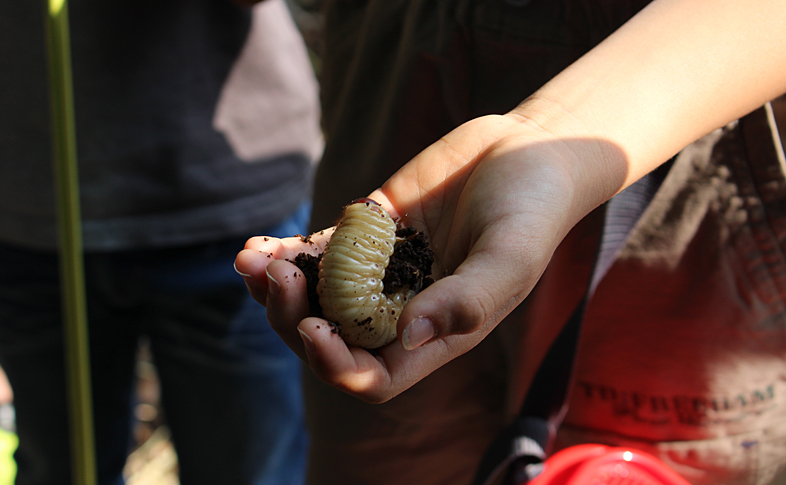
[472,159,673,485]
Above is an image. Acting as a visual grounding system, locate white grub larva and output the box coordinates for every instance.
[317,198,416,349]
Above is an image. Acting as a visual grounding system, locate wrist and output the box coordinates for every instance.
[501,104,626,229]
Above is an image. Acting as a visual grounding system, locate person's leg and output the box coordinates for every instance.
[0,244,138,485]
[82,254,144,485]
[145,203,309,485]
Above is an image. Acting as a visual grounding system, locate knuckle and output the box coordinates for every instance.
[449,289,494,335]
[335,377,391,405]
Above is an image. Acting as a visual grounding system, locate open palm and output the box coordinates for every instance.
[235,113,610,403]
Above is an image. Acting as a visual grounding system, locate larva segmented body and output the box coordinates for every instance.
[317,199,415,349]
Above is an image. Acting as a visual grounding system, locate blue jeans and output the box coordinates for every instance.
[0,203,310,485]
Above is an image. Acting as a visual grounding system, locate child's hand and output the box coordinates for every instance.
[235,114,614,403]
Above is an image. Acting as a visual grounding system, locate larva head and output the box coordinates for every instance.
[347,197,388,219]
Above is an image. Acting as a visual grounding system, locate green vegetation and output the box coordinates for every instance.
[0,429,17,485]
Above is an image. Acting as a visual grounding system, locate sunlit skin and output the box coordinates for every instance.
[235,0,786,403]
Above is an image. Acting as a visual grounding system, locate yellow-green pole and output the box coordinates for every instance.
[44,0,97,484]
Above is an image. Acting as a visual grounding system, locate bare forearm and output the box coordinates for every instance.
[513,0,786,212]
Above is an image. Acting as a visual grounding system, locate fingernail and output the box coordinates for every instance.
[233,261,251,278]
[402,317,435,351]
[266,267,281,296]
[298,328,315,353]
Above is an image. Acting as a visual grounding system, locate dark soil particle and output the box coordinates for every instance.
[296,233,317,245]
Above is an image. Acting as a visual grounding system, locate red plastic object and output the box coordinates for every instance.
[527,444,692,485]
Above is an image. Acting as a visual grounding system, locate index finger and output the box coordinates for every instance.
[244,228,335,258]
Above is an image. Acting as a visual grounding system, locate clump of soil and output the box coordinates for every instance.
[290,224,435,319]
[291,251,323,318]
[383,226,434,295]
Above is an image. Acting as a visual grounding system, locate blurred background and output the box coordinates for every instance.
[0,1,323,483]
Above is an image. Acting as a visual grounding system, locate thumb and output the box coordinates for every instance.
[397,237,541,351]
